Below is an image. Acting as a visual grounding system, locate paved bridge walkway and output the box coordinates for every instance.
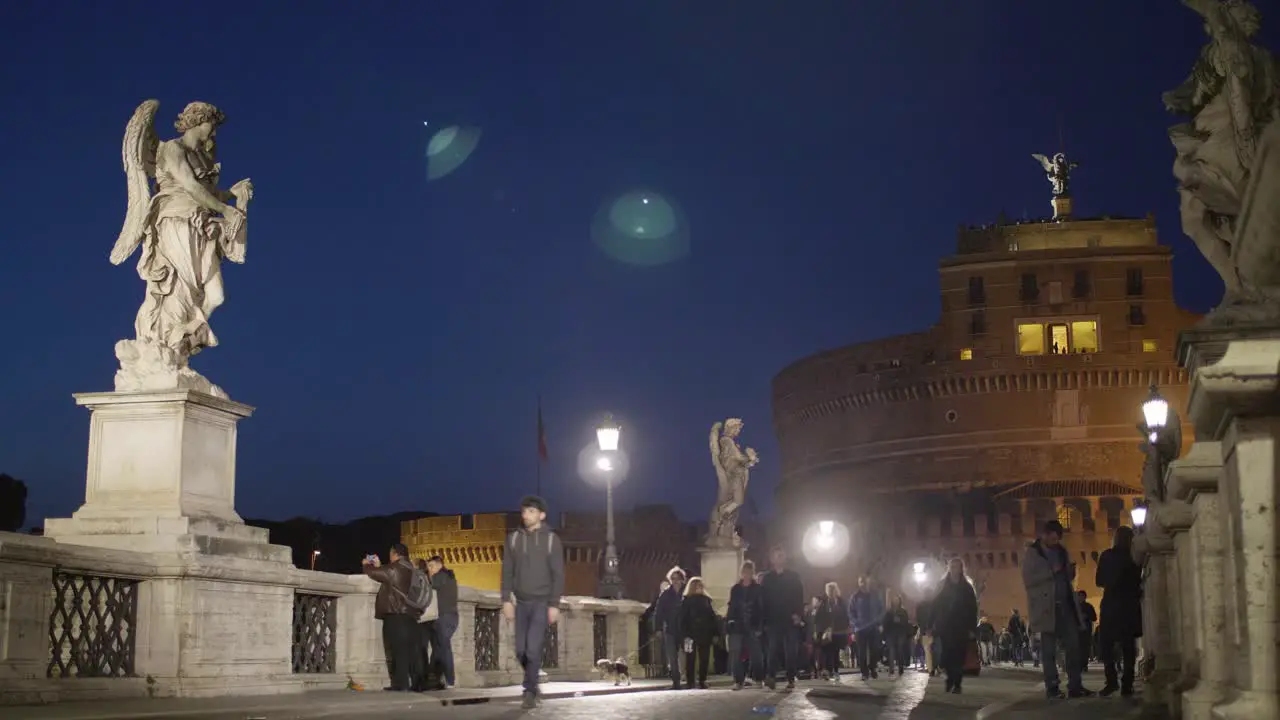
[0,667,1158,720]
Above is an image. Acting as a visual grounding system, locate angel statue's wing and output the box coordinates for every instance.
[1031,153,1054,173]
[110,99,161,266]
[708,421,726,484]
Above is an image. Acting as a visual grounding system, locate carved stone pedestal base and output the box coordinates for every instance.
[698,546,743,616]
[44,390,287,562]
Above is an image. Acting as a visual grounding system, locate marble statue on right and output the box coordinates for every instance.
[1166,0,1280,324]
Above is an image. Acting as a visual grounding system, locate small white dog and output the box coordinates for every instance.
[595,657,632,686]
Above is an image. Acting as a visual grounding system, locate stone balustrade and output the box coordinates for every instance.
[0,531,645,706]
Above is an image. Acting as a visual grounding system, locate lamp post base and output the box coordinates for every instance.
[598,571,626,600]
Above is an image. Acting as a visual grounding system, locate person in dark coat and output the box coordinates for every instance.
[679,576,719,689]
[932,557,978,694]
[1076,590,1097,673]
[1095,526,1143,697]
[815,582,851,679]
[760,546,805,690]
[726,560,765,689]
[654,567,687,689]
[882,595,913,676]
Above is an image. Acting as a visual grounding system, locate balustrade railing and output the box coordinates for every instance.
[541,623,560,669]
[47,569,139,679]
[592,613,608,661]
[473,607,501,671]
[291,592,337,674]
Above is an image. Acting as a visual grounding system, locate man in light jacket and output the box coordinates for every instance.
[1021,519,1094,699]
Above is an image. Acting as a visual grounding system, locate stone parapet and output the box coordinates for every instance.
[0,532,646,706]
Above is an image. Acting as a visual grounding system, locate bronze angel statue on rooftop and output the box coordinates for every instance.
[110,100,254,398]
[707,418,758,548]
[1031,152,1080,197]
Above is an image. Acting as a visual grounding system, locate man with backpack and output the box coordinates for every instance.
[501,495,565,709]
[363,542,431,691]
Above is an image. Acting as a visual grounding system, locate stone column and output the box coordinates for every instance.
[1135,520,1181,714]
[1180,334,1280,720]
[1167,441,1228,720]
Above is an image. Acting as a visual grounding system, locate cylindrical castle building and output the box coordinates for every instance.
[771,213,1198,628]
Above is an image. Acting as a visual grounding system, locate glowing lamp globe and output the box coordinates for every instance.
[1143,386,1169,431]
[1131,505,1147,528]
[596,415,621,452]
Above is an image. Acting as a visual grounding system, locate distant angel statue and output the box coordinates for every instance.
[1031,152,1079,197]
[707,418,758,548]
[110,100,254,398]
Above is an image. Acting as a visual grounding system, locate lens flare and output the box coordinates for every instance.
[425,125,481,181]
[591,189,690,267]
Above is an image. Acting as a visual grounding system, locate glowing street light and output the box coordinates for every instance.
[1142,385,1169,444]
[1131,502,1147,529]
[815,520,836,549]
[596,415,624,599]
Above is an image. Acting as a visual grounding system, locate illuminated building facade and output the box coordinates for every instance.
[771,213,1198,629]
[401,504,700,602]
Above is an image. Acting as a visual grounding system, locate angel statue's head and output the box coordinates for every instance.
[175,102,226,151]
[724,418,744,437]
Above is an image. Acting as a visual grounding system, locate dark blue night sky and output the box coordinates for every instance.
[2,2,1265,528]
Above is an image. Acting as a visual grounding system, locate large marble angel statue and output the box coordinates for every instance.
[707,418,758,548]
[1164,0,1280,315]
[109,100,254,398]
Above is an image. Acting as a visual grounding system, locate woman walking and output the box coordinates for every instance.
[932,558,978,694]
[679,577,719,689]
[815,582,850,680]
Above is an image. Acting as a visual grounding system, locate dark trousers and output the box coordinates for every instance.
[418,620,435,688]
[1039,612,1084,693]
[684,638,711,686]
[1078,630,1093,671]
[940,632,966,689]
[432,614,458,686]
[855,627,881,677]
[514,600,549,694]
[764,624,799,683]
[1099,628,1138,691]
[662,631,683,685]
[822,634,847,674]
[886,632,910,673]
[381,613,422,691]
[728,632,763,684]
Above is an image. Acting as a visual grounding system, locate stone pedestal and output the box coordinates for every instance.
[1178,332,1280,720]
[44,390,287,562]
[698,546,743,616]
[1167,441,1229,720]
[1136,525,1181,714]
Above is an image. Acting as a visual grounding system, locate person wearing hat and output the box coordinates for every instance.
[1021,519,1094,699]
[500,495,565,709]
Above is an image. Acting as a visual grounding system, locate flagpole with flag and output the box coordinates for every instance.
[536,396,548,497]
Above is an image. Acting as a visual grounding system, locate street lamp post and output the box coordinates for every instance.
[596,415,625,599]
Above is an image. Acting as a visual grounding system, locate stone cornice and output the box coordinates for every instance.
[779,364,1187,429]
[1166,441,1223,503]
[1154,499,1196,535]
[1181,332,1280,440]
